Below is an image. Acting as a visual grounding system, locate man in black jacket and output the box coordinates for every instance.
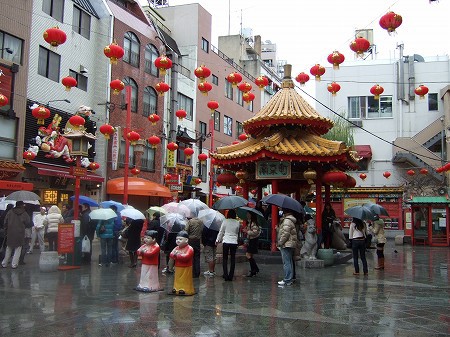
[80,203,94,264]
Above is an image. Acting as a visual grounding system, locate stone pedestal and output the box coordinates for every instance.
[39,251,59,272]
[395,235,404,245]
[297,259,324,269]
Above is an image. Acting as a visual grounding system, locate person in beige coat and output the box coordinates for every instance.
[44,205,64,252]
[372,215,387,270]
[277,209,298,286]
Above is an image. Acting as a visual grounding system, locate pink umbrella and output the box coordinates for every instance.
[162,202,192,218]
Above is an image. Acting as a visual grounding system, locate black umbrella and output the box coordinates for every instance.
[261,194,303,214]
[212,195,248,210]
[236,206,267,227]
[363,203,389,217]
[344,205,377,221]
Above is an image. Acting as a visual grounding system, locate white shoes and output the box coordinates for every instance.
[277,280,293,286]
[203,271,215,277]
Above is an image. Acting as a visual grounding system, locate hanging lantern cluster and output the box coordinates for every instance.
[147,135,161,148]
[327,82,341,96]
[43,27,67,47]
[194,65,211,83]
[383,171,391,179]
[238,82,252,93]
[198,81,212,95]
[68,115,86,130]
[379,11,403,34]
[235,169,248,184]
[104,41,125,64]
[89,162,100,172]
[207,101,219,115]
[175,109,187,121]
[155,82,170,96]
[370,84,384,100]
[359,173,367,181]
[127,131,140,145]
[61,76,77,91]
[243,92,255,105]
[350,37,370,56]
[131,167,140,176]
[23,150,36,163]
[414,85,429,99]
[184,147,194,159]
[327,51,345,69]
[0,94,8,107]
[167,142,178,152]
[154,55,173,76]
[99,124,115,139]
[226,72,242,87]
[148,114,160,125]
[32,106,51,125]
[198,153,208,163]
[310,64,326,81]
[110,79,125,95]
[238,133,248,141]
[295,72,310,86]
[255,75,269,90]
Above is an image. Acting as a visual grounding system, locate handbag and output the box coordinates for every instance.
[81,235,91,253]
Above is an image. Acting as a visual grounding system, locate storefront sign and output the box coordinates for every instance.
[165,174,180,184]
[166,150,176,168]
[58,223,74,254]
[169,183,183,192]
[70,166,87,177]
[255,161,291,179]
[343,198,376,209]
[111,127,120,171]
[0,180,33,191]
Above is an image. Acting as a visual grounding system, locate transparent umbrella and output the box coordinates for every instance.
[147,206,167,218]
[162,202,191,218]
[160,213,187,233]
[198,209,225,231]
[179,199,209,217]
[5,191,41,202]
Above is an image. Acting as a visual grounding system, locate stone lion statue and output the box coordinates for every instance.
[331,219,348,250]
[300,219,318,259]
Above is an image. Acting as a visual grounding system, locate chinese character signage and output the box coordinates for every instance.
[256,161,291,179]
[111,127,120,170]
[166,149,176,168]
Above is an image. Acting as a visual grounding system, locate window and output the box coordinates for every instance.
[177,143,192,165]
[428,93,438,111]
[123,32,140,67]
[236,121,244,136]
[224,115,232,136]
[72,6,91,40]
[144,44,159,76]
[69,69,88,91]
[119,140,134,168]
[38,46,60,82]
[121,77,138,112]
[141,143,156,172]
[247,100,253,112]
[237,90,244,106]
[177,93,193,121]
[200,162,207,182]
[225,80,233,100]
[0,115,16,159]
[42,0,64,22]
[199,121,207,136]
[348,96,365,119]
[348,95,393,119]
[143,86,157,117]
[201,38,209,53]
[212,74,218,85]
[214,111,220,131]
[0,31,24,64]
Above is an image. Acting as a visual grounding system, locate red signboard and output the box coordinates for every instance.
[70,166,87,177]
[58,223,74,254]
[165,174,180,185]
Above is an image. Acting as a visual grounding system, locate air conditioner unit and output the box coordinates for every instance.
[350,120,363,127]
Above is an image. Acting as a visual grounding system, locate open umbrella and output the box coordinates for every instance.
[160,213,187,233]
[70,195,99,207]
[120,208,146,220]
[363,202,389,217]
[261,194,303,214]
[100,200,125,212]
[5,191,41,202]
[0,197,16,211]
[179,198,209,217]
[89,208,117,221]
[162,202,191,218]
[344,205,377,221]
[198,209,225,231]
[212,195,248,210]
[147,206,167,218]
[236,206,267,227]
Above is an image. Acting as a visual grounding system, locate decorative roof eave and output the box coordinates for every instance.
[244,118,332,137]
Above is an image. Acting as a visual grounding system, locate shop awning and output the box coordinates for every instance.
[354,145,372,159]
[107,177,172,197]
[31,163,104,183]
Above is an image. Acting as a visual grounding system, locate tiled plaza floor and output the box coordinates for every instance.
[0,240,449,337]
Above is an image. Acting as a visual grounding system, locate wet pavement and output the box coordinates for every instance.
[0,240,449,337]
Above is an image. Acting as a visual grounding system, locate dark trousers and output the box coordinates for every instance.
[222,243,238,280]
[111,236,119,263]
[190,238,201,278]
[352,239,368,274]
[47,232,58,252]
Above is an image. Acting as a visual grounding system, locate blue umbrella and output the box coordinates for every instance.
[100,200,125,212]
[261,194,303,214]
[70,195,99,207]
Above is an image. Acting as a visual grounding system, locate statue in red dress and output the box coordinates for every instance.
[170,231,195,295]
[135,230,162,292]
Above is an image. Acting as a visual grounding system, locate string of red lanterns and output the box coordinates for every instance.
[327,51,345,69]
[104,41,125,64]
[61,76,77,91]
[379,11,403,34]
[295,72,310,86]
[226,72,242,87]
[194,65,211,83]
[310,64,326,81]
[154,55,173,76]
[327,82,341,96]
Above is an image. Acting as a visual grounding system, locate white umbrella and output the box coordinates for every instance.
[89,208,117,221]
[120,208,146,220]
[198,209,225,231]
[179,199,209,217]
[160,213,187,233]
[0,197,16,211]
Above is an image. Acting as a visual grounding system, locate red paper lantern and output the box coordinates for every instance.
[226,72,242,87]
[32,106,50,125]
[167,142,178,152]
[414,85,429,99]
[232,140,240,145]
[251,189,257,195]
[198,81,212,95]
[255,75,269,90]
[235,185,243,194]
[127,131,140,145]
[217,172,239,187]
[295,72,310,86]
[383,171,391,179]
[344,175,357,188]
[420,168,428,175]
[194,65,211,83]
[436,167,444,174]
[69,115,86,129]
[238,82,252,93]
[164,173,172,181]
[310,64,326,81]
[43,26,66,47]
[243,92,255,104]
[407,169,416,176]
[235,169,248,184]
[322,169,347,186]
[238,133,248,141]
[327,51,345,69]
[327,82,341,96]
[155,82,170,96]
[198,153,208,163]
[148,114,160,125]
[147,135,161,148]
[0,94,8,107]
[89,162,100,171]
[61,76,77,91]
[184,147,194,159]
[379,11,402,34]
[370,84,384,100]
[207,101,219,114]
[154,55,173,76]
[104,42,125,64]
[175,109,187,121]
[131,167,140,176]
[211,157,218,169]
[99,124,115,139]
[23,150,36,163]
[350,37,370,56]
[359,173,367,181]
[193,178,202,185]
[110,79,125,95]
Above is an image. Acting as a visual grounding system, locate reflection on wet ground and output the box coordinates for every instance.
[0,241,449,336]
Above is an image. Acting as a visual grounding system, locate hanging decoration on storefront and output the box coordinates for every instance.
[89,162,100,172]
[407,169,415,176]
[255,75,269,90]
[184,147,194,159]
[32,105,51,125]
[104,41,125,64]
[350,37,370,56]
[310,64,326,81]
[243,92,255,104]
[175,109,187,121]
[327,51,345,69]
[359,173,367,181]
[147,135,161,148]
[238,82,252,93]
[327,82,341,96]
[167,142,178,152]
[110,79,125,95]
[379,11,403,35]
[43,26,67,47]
[131,167,140,176]
[295,72,310,86]
[0,94,8,106]
[155,82,170,96]
[127,131,140,145]
[198,81,213,95]
[148,114,160,125]
[414,85,429,99]
[194,65,211,83]
[198,153,208,163]
[226,72,242,87]
[154,55,173,76]
[207,100,219,115]
[23,150,36,163]
[238,133,248,141]
[322,169,347,186]
[235,169,248,184]
[383,171,391,179]
[370,84,384,100]
[61,76,77,91]
[216,171,239,187]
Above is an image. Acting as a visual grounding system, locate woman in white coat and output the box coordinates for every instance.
[216,210,240,281]
[44,205,64,252]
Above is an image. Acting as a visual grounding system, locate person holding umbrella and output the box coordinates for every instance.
[372,215,387,270]
[216,209,240,281]
[349,217,369,276]
[124,217,144,268]
[242,211,261,277]
[277,208,298,286]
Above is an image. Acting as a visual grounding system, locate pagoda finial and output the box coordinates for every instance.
[282,64,294,88]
